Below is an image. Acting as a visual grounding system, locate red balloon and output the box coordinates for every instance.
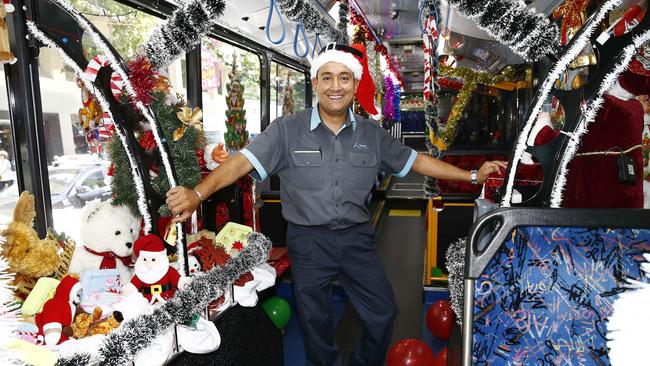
[387,338,435,366]
[434,346,448,366]
[426,300,455,340]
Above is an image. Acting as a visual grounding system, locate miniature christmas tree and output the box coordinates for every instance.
[224,53,249,151]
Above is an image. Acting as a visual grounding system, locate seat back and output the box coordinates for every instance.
[463,208,650,365]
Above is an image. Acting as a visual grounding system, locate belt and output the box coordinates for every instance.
[142,284,171,295]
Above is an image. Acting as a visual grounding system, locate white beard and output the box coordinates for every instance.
[134,253,169,284]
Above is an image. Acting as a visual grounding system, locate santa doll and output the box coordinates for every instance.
[123,234,192,304]
[563,47,650,208]
[35,275,82,346]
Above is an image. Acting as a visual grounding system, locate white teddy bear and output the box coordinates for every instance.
[68,200,141,286]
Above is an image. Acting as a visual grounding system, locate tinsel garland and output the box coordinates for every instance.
[111,94,203,217]
[224,55,249,150]
[421,0,442,198]
[349,6,405,86]
[337,0,350,45]
[439,65,515,144]
[448,0,559,61]
[382,77,396,122]
[445,238,466,326]
[274,0,346,44]
[501,0,623,207]
[352,26,369,118]
[143,0,226,70]
[54,232,271,366]
[551,30,650,207]
[0,255,22,365]
[25,21,152,233]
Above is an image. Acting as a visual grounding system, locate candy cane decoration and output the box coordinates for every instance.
[423,14,438,102]
[84,55,124,100]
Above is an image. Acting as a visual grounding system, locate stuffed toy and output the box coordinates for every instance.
[1,192,61,299]
[35,275,82,346]
[0,0,15,64]
[68,199,141,286]
[122,234,192,304]
[71,306,123,339]
[186,241,202,275]
[203,142,229,170]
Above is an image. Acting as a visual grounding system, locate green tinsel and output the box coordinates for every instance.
[110,92,204,217]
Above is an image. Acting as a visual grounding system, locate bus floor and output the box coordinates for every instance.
[278,170,449,364]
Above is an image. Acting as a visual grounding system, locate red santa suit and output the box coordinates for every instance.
[563,69,650,208]
[125,234,189,304]
[35,275,81,346]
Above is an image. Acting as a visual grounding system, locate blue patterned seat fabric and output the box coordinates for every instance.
[472,227,650,365]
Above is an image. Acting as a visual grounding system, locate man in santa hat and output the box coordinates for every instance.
[167,43,505,365]
[35,275,82,346]
[123,234,191,304]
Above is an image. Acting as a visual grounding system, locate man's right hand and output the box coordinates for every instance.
[166,186,201,223]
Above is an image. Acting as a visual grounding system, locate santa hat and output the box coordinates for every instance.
[310,43,363,80]
[133,234,166,257]
[310,43,379,115]
[54,275,81,303]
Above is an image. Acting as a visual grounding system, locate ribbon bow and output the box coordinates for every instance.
[552,0,590,45]
[174,107,203,141]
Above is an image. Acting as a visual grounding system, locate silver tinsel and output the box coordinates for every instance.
[445,237,466,326]
[144,0,226,70]
[275,0,347,44]
[338,0,350,45]
[449,0,559,61]
[55,232,272,366]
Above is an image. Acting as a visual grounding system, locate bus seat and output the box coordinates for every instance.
[462,208,650,366]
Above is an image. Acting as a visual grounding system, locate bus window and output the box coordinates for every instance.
[37,0,184,242]
[0,64,19,228]
[270,61,307,121]
[201,38,261,145]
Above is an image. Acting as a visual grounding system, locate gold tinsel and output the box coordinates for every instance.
[439,65,515,144]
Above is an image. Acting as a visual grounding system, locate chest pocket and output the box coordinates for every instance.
[291,150,325,190]
[349,151,378,190]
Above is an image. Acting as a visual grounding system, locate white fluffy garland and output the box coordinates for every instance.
[47,0,187,272]
[550,30,650,207]
[501,0,623,207]
[26,22,152,234]
[607,253,650,366]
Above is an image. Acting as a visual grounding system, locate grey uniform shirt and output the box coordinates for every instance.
[241,106,417,229]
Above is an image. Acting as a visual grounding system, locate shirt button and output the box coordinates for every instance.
[336,158,340,162]
[335,181,339,186]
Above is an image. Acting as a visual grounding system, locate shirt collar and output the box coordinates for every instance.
[310,104,356,132]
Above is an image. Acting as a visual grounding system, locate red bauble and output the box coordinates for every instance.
[434,346,448,366]
[426,300,454,340]
[387,338,435,366]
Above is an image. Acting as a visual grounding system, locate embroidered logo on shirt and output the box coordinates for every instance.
[352,143,369,150]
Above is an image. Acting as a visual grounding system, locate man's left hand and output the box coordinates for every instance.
[477,161,508,184]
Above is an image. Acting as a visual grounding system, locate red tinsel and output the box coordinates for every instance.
[138,130,157,150]
[128,56,159,106]
[350,6,404,87]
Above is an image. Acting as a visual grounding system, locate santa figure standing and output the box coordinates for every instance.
[123,234,192,304]
[35,275,82,346]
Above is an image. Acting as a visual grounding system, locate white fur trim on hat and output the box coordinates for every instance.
[310,50,363,80]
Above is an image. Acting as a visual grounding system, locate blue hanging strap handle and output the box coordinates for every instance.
[311,33,323,58]
[266,0,286,45]
[293,23,310,58]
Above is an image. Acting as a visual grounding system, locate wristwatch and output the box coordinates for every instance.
[470,170,478,185]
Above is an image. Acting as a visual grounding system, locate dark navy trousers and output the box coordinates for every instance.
[286,222,398,366]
